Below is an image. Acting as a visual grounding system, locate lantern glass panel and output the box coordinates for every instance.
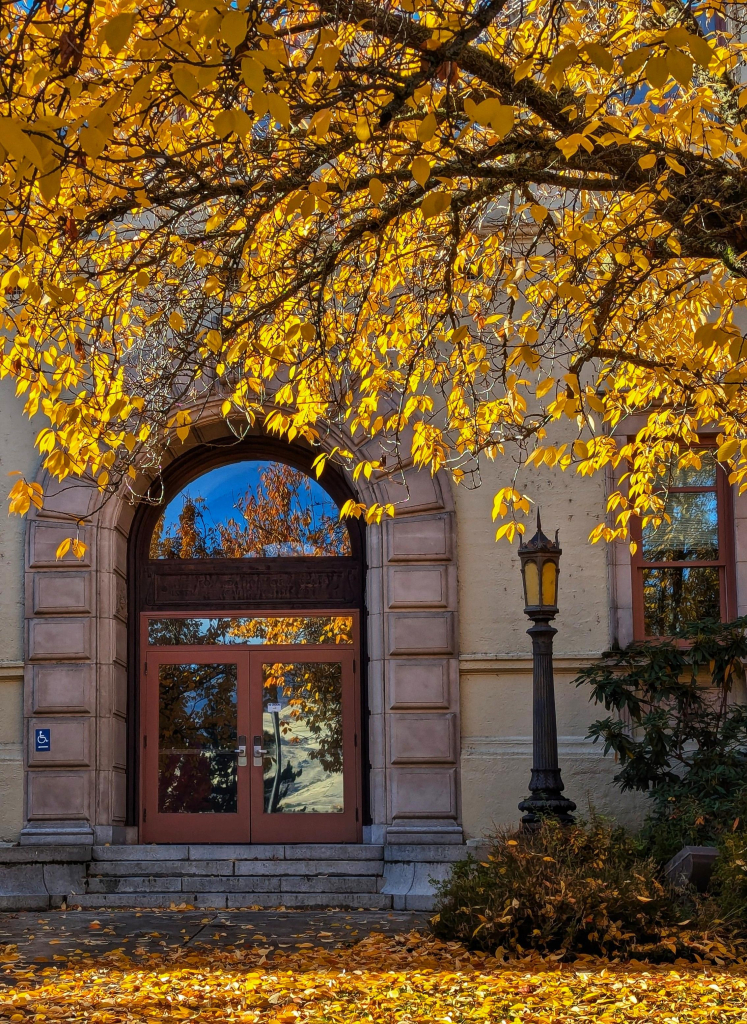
[542,561,557,606]
[524,560,540,605]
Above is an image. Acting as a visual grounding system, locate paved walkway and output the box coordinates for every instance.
[0,909,431,964]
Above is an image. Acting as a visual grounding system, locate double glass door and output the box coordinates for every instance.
[140,614,360,843]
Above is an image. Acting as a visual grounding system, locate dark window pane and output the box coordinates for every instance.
[158,663,237,813]
[261,662,344,814]
[150,460,350,558]
[641,493,718,561]
[149,616,353,646]
[643,567,720,637]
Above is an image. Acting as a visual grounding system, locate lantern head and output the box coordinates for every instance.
[518,511,561,619]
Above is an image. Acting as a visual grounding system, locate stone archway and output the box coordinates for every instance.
[21,417,462,846]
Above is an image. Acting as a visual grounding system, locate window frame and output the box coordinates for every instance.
[630,443,736,640]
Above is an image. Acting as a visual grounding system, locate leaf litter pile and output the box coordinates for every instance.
[2,931,747,1023]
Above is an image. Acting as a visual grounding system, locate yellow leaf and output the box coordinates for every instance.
[421,191,451,220]
[100,12,136,54]
[321,44,341,74]
[0,118,44,169]
[665,155,687,175]
[574,439,589,459]
[536,377,555,398]
[169,311,185,331]
[38,168,61,203]
[172,65,200,99]
[213,109,236,138]
[411,156,431,187]
[514,58,533,82]
[638,153,657,169]
[241,58,266,92]
[622,47,651,75]
[584,43,614,73]
[718,438,740,462]
[369,177,385,204]
[55,537,72,560]
[473,99,514,138]
[417,112,438,143]
[645,55,668,90]
[530,204,548,223]
[7,479,43,515]
[267,93,290,129]
[71,539,87,560]
[79,126,107,159]
[220,11,248,51]
[666,47,694,87]
[355,117,371,142]
[688,34,715,69]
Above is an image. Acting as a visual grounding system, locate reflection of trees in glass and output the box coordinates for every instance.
[643,567,721,637]
[148,616,353,646]
[262,662,344,813]
[150,462,350,558]
[642,493,719,562]
[158,663,238,814]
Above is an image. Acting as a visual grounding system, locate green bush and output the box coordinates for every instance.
[574,617,747,861]
[432,817,686,957]
[708,835,747,928]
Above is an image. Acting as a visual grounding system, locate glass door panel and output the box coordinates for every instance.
[142,653,250,843]
[158,662,238,814]
[261,661,345,815]
[250,649,359,843]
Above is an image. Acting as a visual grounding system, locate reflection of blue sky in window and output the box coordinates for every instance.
[151,460,350,558]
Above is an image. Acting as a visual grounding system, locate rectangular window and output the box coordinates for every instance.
[632,451,735,638]
[148,615,353,646]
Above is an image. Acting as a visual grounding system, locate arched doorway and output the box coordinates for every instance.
[129,440,365,844]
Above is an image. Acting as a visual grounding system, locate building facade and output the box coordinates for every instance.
[2,376,745,863]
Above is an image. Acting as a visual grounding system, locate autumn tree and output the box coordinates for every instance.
[2,0,747,542]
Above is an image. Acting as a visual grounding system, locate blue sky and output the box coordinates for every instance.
[159,460,340,537]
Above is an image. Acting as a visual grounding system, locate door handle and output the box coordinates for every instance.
[253,735,268,767]
[235,735,247,767]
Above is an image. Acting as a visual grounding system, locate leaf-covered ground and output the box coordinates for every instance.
[2,930,747,1023]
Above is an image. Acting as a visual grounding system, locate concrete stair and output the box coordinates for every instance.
[0,842,477,911]
[74,844,388,910]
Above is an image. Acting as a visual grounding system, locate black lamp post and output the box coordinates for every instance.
[517,512,576,827]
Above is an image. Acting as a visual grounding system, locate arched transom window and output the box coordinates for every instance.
[149,460,351,559]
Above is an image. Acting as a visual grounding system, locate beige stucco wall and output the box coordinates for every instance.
[0,377,40,841]
[455,458,646,839]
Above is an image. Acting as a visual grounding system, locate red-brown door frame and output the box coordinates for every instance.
[140,611,362,843]
[248,646,361,844]
[140,648,251,844]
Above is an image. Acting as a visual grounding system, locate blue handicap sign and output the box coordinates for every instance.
[35,728,51,752]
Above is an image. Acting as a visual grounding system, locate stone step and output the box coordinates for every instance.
[70,891,394,910]
[90,844,384,862]
[88,858,383,878]
[86,874,380,895]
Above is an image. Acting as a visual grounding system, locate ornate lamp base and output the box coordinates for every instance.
[518,768,576,828]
